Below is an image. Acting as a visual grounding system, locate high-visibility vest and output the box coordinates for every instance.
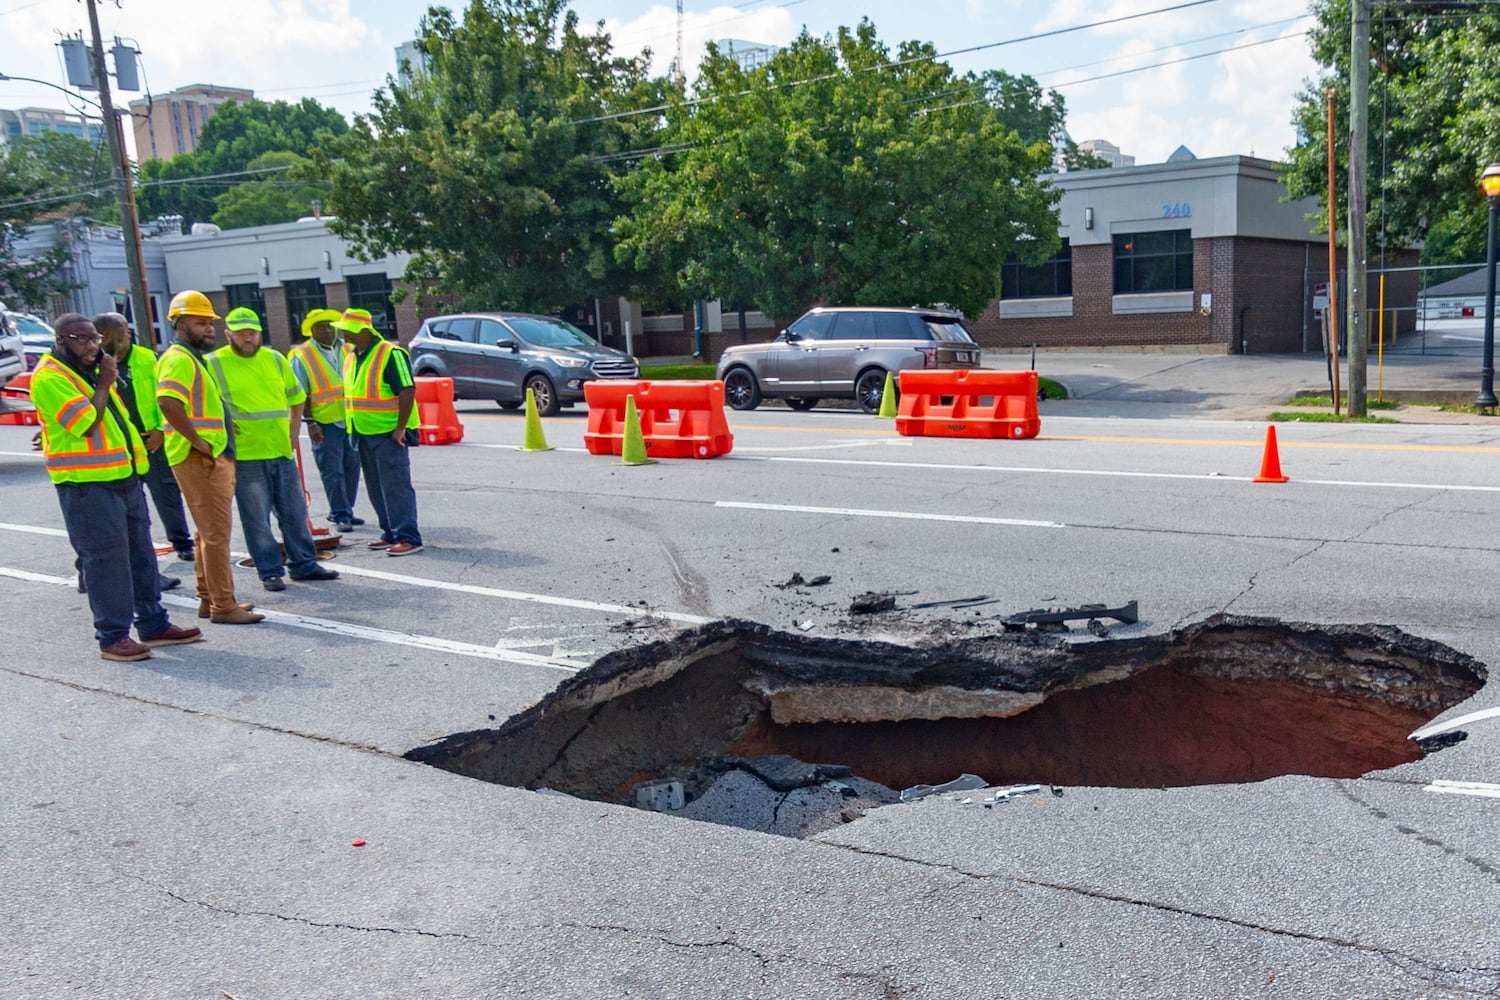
[207,346,302,461]
[155,342,229,465]
[32,354,149,485]
[123,344,163,432]
[343,339,419,435]
[288,339,346,424]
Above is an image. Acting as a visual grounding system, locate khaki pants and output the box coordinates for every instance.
[171,450,241,615]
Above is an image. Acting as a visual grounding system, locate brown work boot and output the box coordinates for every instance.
[199,599,254,619]
[210,607,266,625]
[100,637,153,661]
[140,624,205,647]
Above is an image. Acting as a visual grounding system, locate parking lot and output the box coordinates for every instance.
[4,357,1500,997]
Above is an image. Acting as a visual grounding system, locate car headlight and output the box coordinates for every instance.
[549,355,588,368]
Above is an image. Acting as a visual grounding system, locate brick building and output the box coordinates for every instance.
[973,155,1416,355]
[129,84,254,161]
[159,219,414,352]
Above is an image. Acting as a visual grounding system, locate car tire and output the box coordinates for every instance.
[723,367,762,410]
[497,400,522,410]
[855,368,890,414]
[525,374,559,417]
[784,396,819,411]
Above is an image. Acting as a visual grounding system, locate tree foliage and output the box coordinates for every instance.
[0,132,109,309]
[1283,1,1500,265]
[612,22,1061,321]
[317,0,666,313]
[211,151,327,229]
[137,97,347,228]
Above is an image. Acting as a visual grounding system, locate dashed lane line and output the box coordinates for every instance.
[716,501,1065,529]
[1424,780,1500,800]
[1411,706,1500,741]
[0,565,588,672]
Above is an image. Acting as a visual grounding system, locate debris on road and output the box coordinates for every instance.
[1003,600,1139,632]
[900,773,988,802]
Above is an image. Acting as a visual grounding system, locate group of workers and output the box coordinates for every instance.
[31,291,425,662]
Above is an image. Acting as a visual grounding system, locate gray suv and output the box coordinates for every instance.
[717,306,982,413]
[408,312,639,416]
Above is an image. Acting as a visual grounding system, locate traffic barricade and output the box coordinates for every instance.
[583,379,733,459]
[0,370,39,426]
[895,369,1040,439]
[413,375,464,445]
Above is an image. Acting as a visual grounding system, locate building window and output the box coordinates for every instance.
[346,273,397,340]
[1002,239,1072,299]
[283,279,326,341]
[1114,230,1193,293]
[224,283,265,324]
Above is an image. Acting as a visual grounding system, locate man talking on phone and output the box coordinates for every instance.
[31,314,203,661]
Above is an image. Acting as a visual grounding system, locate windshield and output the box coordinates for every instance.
[923,317,976,344]
[12,315,53,336]
[506,317,598,348]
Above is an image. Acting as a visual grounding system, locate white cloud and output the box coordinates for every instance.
[602,4,798,82]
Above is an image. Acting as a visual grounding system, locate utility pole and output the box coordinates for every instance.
[83,0,154,347]
[675,0,685,88]
[1346,0,1370,417]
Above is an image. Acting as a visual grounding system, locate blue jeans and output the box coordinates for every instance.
[310,421,361,522]
[234,457,320,579]
[356,431,421,545]
[56,479,170,646]
[144,445,193,554]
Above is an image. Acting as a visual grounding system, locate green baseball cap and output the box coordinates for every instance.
[224,306,263,332]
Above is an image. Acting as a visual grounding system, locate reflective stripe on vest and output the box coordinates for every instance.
[160,347,227,434]
[290,340,344,414]
[34,357,140,479]
[206,353,286,423]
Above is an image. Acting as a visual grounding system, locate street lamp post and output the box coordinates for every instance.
[1476,162,1500,410]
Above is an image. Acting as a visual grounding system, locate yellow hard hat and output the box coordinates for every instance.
[167,290,220,322]
[300,307,343,341]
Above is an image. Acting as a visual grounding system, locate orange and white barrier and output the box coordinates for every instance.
[413,376,463,445]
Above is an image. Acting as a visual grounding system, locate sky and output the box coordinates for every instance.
[0,0,1319,166]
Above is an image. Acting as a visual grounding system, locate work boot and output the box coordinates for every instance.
[290,566,339,582]
[199,599,255,619]
[140,624,204,647]
[100,637,152,661]
[210,607,266,625]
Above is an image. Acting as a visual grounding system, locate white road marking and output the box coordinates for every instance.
[0,521,66,537]
[1424,780,1500,800]
[733,439,913,453]
[759,456,1500,492]
[0,451,44,458]
[0,565,586,672]
[1411,706,1500,741]
[716,501,1065,529]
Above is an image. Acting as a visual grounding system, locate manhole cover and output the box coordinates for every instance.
[408,615,1484,832]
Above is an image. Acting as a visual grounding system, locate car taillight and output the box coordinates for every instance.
[915,347,937,367]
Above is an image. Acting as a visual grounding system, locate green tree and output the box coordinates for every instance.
[211,151,328,228]
[1283,1,1500,265]
[317,0,665,313]
[0,132,109,309]
[138,97,347,228]
[613,22,1061,321]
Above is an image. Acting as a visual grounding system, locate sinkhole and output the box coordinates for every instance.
[406,615,1485,829]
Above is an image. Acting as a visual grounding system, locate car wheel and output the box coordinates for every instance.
[855,368,890,414]
[497,400,522,411]
[785,396,819,411]
[723,367,761,410]
[524,374,559,416]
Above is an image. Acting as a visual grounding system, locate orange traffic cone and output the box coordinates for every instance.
[1253,424,1289,483]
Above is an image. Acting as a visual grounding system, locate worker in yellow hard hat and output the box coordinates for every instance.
[337,308,424,556]
[289,307,364,532]
[156,290,263,624]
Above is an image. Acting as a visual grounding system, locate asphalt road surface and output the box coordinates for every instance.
[3,397,1499,998]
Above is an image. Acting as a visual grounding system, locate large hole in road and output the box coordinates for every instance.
[407,615,1484,829]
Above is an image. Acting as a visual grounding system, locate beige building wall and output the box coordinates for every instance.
[129,84,254,161]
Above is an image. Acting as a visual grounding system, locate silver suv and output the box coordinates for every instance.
[716,306,982,413]
[0,306,27,388]
[408,312,639,416]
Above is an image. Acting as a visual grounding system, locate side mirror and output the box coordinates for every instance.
[782,330,799,343]
[496,339,516,351]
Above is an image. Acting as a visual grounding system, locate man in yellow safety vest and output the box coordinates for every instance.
[33,313,204,660]
[337,308,423,556]
[289,307,363,533]
[208,307,340,593]
[156,290,263,624]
